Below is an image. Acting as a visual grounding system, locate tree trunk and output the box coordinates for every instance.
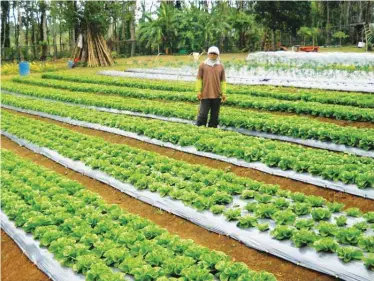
[220,36,224,52]
[121,2,127,54]
[13,1,18,48]
[130,2,136,57]
[366,1,372,23]
[71,29,75,51]
[326,2,330,45]
[25,23,29,46]
[74,27,114,67]
[271,28,275,51]
[31,4,36,60]
[73,1,79,42]
[239,28,245,49]
[53,16,57,59]
[17,1,24,61]
[358,0,363,23]
[43,10,47,42]
[39,0,47,59]
[1,0,10,59]
[121,2,127,40]
[345,1,350,26]
[59,27,63,52]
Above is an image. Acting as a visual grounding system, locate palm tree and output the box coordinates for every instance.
[137,3,177,54]
[173,5,205,52]
[138,19,163,53]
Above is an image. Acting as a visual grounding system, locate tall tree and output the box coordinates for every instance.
[39,0,48,59]
[50,1,59,59]
[17,0,24,60]
[129,1,136,57]
[1,0,11,57]
[71,1,115,67]
[255,1,310,49]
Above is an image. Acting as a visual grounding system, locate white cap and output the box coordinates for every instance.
[208,46,220,55]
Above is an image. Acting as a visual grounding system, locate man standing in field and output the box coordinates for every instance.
[196,46,227,128]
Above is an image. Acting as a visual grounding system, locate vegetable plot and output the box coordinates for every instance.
[3,82,374,151]
[2,112,374,271]
[12,77,374,122]
[1,149,277,281]
[42,73,374,109]
[2,100,374,190]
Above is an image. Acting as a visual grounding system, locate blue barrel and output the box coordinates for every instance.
[19,61,30,76]
[68,60,74,69]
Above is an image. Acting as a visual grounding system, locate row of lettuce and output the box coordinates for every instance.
[42,73,374,109]
[2,112,374,269]
[12,76,374,122]
[3,82,374,151]
[2,97,374,189]
[2,150,277,281]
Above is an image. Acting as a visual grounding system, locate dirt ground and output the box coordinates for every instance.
[1,137,336,281]
[1,230,50,281]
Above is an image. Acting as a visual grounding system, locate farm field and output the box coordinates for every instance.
[2,0,374,280]
[1,53,374,281]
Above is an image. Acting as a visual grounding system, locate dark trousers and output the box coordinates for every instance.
[196,98,221,128]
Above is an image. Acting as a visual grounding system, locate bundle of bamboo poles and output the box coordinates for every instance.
[86,27,114,67]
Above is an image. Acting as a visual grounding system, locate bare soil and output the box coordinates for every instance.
[1,137,337,281]
[1,230,50,281]
[5,109,373,212]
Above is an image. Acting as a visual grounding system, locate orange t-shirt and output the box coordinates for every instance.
[197,63,226,99]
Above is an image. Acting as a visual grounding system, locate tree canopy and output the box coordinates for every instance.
[1,0,373,61]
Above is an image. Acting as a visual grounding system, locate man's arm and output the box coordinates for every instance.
[196,64,203,100]
[196,79,203,100]
[220,67,227,102]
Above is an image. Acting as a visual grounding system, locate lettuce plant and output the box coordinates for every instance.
[291,202,311,216]
[364,212,374,223]
[210,205,226,214]
[345,208,363,217]
[311,208,332,221]
[224,208,242,221]
[335,215,347,227]
[257,223,270,232]
[291,229,318,248]
[335,228,362,245]
[313,238,339,253]
[316,222,339,237]
[294,219,315,230]
[353,221,369,232]
[358,236,374,253]
[337,247,363,263]
[271,226,294,240]
[326,202,345,213]
[363,254,374,270]
[272,210,296,225]
[237,215,258,229]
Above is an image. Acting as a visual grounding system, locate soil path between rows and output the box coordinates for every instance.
[1,230,50,281]
[1,137,335,281]
[5,108,374,212]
